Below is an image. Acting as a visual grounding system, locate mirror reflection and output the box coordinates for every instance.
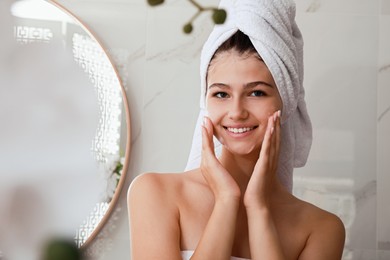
[0,0,130,255]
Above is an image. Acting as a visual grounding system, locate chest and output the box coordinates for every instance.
[178,194,309,260]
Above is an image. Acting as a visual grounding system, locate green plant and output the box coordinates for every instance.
[42,238,82,260]
[147,0,227,34]
[100,154,125,202]
[112,157,124,187]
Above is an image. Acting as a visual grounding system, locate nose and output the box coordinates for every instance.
[228,98,248,121]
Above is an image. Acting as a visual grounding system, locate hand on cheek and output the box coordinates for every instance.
[201,117,241,201]
[243,110,281,209]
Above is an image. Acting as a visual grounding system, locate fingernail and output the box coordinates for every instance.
[277,110,281,118]
[270,126,274,135]
[273,113,277,122]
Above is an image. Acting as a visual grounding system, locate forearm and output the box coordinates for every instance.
[190,198,240,260]
[247,207,285,260]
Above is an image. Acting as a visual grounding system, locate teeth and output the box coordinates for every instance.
[227,127,254,134]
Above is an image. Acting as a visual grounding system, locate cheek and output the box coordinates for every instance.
[254,105,279,122]
[205,101,226,141]
[260,99,282,116]
[251,105,280,133]
[207,111,222,130]
[206,99,222,122]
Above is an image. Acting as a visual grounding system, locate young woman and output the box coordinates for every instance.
[128,1,345,259]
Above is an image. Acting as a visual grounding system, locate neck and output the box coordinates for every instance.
[219,147,260,191]
[219,147,287,196]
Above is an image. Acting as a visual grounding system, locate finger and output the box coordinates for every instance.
[204,116,214,145]
[201,125,213,157]
[269,111,278,168]
[201,117,216,157]
[257,114,274,169]
[273,110,281,172]
[252,115,273,182]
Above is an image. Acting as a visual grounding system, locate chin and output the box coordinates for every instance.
[222,142,261,157]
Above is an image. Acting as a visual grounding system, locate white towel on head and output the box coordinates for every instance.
[185,0,312,192]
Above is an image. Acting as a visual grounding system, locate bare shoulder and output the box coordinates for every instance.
[292,197,346,259]
[127,172,194,259]
[128,172,183,204]
[297,197,345,235]
[127,170,200,208]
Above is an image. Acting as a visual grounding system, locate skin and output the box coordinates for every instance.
[128,50,345,260]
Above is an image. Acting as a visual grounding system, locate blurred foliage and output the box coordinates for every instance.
[147,0,227,34]
[42,238,82,260]
[147,0,164,5]
[113,158,124,187]
[212,8,227,24]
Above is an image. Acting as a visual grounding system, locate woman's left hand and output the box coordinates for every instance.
[243,110,281,210]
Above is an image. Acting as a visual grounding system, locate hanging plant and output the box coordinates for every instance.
[147,0,227,34]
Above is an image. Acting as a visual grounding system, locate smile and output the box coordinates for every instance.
[224,126,257,134]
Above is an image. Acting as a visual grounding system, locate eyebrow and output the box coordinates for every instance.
[208,81,274,89]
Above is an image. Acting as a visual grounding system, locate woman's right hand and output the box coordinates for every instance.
[201,116,241,202]
[188,117,241,260]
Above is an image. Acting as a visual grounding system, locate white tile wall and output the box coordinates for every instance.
[142,5,214,173]
[54,0,388,259]
[296,0,380,15]
[383,0,390,14]
[377,250,390,259]
[377,15,390,252]
[294,11,379,257]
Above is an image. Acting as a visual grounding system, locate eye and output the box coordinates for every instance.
[213,92,229,98]
[250,90,266,97]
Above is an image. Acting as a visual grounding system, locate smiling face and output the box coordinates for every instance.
[206,50,282,156]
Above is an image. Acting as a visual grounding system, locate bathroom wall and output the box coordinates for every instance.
[378,0,390,258]
[55,0,389,259]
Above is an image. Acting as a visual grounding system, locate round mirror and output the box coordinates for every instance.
[0,0,130,253]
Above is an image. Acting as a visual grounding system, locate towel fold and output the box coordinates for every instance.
[185,0,312,192]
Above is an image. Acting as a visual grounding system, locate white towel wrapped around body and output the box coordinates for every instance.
[185,0,312,192]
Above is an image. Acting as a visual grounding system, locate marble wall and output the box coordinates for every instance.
[55,0,389,259]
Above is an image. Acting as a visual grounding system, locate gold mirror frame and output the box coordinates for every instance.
[47,0,131,248]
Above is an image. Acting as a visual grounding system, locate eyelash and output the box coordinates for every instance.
[213,92,229,98]
[212,90,266,98]
[250,90,266,97]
